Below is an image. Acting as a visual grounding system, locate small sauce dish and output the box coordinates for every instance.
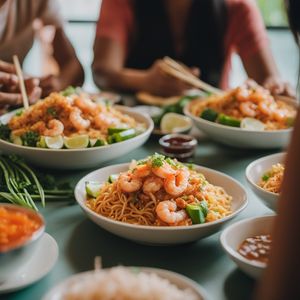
[159,133,198,159]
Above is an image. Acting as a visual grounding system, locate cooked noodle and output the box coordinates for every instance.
[86,154,232,226]
[258,163,284,194]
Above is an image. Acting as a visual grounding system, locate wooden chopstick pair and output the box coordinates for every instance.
[160,56,223,95]
[12,55,29,109]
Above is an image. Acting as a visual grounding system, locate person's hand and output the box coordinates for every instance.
[142,60,200,97]
[0,60,41,107]
[263,76,296,98]
[40,75,62,97]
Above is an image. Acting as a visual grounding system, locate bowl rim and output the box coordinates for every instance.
[220,214,275,269]
[0,105,154,153]
[183,101,296,134]
[0,203,45,253]
[245,152,286,197]
[43,266,210,300]
[75,162,248,231]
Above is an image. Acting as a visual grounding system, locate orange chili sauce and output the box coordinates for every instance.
[0,206,42,252]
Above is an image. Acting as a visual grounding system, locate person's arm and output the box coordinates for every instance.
[40,27,84,96]
[255,107,300,300]
[232,0,294,96]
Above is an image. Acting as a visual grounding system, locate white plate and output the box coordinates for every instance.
[184,98,297,149]
[0,106,154,170]
[43,267,210,300]
[246,152,285,211]
[75,163,247,245]
[220,215,274,279]
[0,233,58,294]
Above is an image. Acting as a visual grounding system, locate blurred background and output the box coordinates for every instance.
[23,0,298,93]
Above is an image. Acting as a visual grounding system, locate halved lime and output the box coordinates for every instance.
[240,118,265,131]
[43,135,64,149]
[160,112,192,133]
[85,181,102,198]
[64,135,89,149]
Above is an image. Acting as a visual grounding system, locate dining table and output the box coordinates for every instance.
[0,97,277,300]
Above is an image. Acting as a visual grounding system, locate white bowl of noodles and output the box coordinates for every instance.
[184,84,298,149]
[43,266,209,300]
[0,106,153,170]
[246,152,285,211]
[75,157,247,245]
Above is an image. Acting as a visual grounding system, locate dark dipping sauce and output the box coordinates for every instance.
[159,134,198,159]
[238,234,272,264]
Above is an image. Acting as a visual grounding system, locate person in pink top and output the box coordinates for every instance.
[92,0,293,97]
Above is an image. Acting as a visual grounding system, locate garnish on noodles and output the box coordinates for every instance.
[258,163,284,194]
[189,80,296,130]
[86,154,232,226]
[0,88,145,149]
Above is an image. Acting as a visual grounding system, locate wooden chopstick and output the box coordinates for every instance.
[12,55,29,109]
[161,56,223,95]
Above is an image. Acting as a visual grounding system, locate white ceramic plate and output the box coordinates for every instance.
[0,233,58,294]
[184,98,297,149]
[220,215,274,279]
[0,106,153,170]
[246,152,285,211]
[43,267,210,300]
[75,163,248,245]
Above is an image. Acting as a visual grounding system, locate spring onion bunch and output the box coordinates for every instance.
[0,155,73,210]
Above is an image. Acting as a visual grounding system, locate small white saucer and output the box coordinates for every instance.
[0,233,58,294]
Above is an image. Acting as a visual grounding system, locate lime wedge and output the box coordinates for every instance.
[37,136,47,148]
[10,133,23,146]
[160,113,192,133]
[240,118,265,131]
[64,135,89,149]
[44,136,64,149]
[85,181,102,198]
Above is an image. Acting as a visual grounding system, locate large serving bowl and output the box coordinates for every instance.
[0,204,45,283]
[0,106,153,170]
[220,215,275,279]
[246,152,285,211]
[184,98,297,149]
[75,163,247,245]
[43,267,209,300]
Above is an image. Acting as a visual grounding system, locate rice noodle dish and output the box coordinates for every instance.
[86,154,232,226]
[189,80,296,130]
[258,163,284,194]
[54,266,201,300]
[0,88,145,149]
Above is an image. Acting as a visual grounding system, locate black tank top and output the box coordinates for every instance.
[126,0,228,87]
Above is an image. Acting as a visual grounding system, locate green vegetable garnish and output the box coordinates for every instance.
[21,131,40,147]
[61,86,76,96]
[217,114,241,127]
[47,107,57,117]
[113,129,136,142]
[151,153,165,168]
[0,123,11,141]
[201,108,219,122]
[108,128,128,135]
[262,174,270,181]
[186,204,206,224]
[108,174,119,183]
[15,109,24,116]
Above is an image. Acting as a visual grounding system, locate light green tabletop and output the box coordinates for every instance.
[0,131,277,300]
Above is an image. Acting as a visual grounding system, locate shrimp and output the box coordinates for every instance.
[239,102,257,118]
[73,97,98,114]
[69,108,90,130]
[235,87,251,102]
[273,109,288,122]
[152,162,176,179]
[156,200,187,224]
[258,101,273,116]
[132,164,151,178]
[43,119,64,137]
[143,176,163,194]
[164,168,189,196]
[94,113,119,129]
[118,173,142,193]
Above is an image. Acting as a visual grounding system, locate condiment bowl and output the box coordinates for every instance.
[0,204,45,283]
[43,266,210,300]
[75,163,247,245]
[0,106,153,170]
[184,98,297,149]
[220,215,275,279]
[246,152,285,211]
